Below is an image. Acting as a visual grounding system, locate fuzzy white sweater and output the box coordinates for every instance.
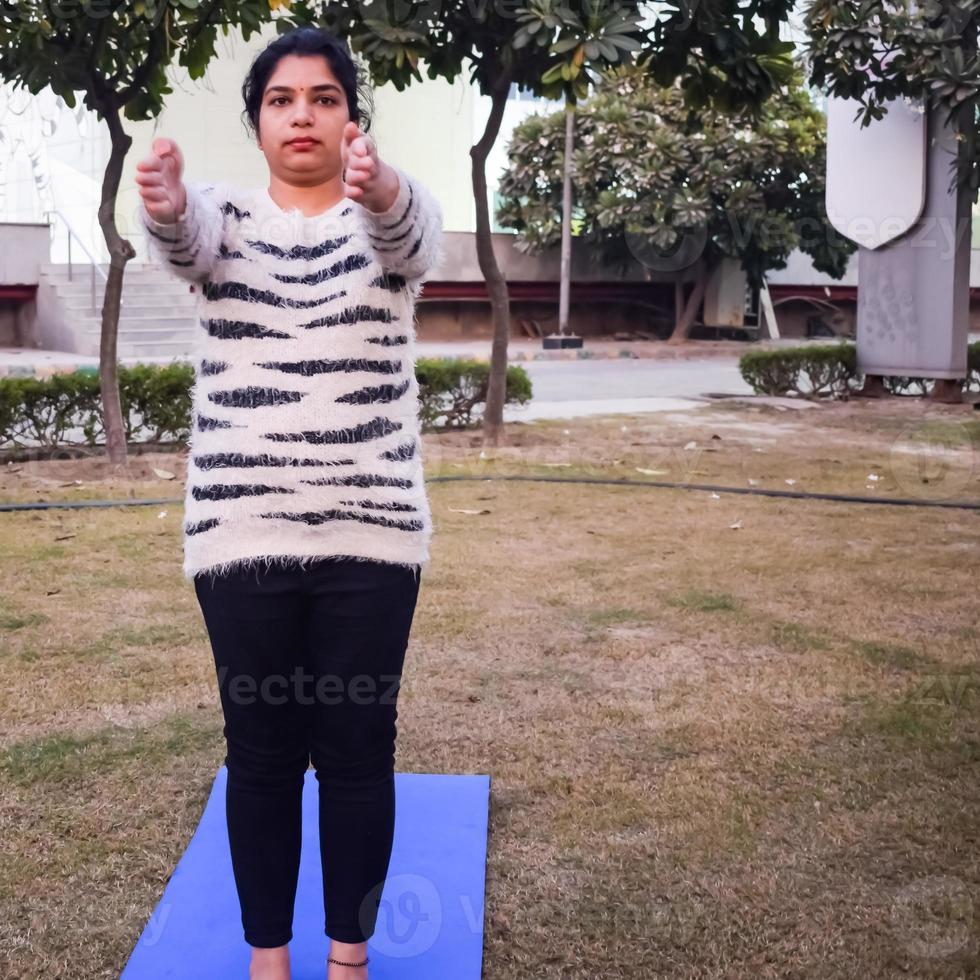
[138,167,444,581]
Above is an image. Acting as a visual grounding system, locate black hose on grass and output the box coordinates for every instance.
[432,475,980,511]
[1,475,978,513]
[0,497,182,512]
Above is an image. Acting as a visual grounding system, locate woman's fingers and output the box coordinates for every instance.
[136,170,164,198]
[345,143,377,181]
[341,124,384,206]
[344,164,368,193]
[152,137,183,179]
[341,124,375,163]
[136,137,185,222]
[339,121,358,167]
[352,134,374,157]
[346,161,375,185]
[135,168,167,186]
[341,121,362,149]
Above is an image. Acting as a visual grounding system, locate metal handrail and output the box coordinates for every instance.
[42,208,116,314]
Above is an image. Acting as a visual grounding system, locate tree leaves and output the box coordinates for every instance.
[496,61,856,286]
[0,1,292,121]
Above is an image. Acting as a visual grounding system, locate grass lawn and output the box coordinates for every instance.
[0,396,978,978]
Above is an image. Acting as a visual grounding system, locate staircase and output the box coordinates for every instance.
[38,262,201,360]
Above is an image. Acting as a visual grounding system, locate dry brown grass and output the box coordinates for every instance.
[0,396,978,978]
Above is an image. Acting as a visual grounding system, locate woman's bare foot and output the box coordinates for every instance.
[249,943,291,980]
[326,939,369,979]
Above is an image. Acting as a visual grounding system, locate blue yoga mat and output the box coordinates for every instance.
[121,768,490,979]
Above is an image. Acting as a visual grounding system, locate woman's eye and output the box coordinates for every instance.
[269,96,335,105]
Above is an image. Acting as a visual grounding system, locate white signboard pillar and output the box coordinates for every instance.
[825,97,971,399]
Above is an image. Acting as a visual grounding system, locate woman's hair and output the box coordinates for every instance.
[241,26,374,141]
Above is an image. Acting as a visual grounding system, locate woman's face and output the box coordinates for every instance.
[257,53,352,183]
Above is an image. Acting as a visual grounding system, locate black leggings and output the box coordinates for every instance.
[193,556,422,947]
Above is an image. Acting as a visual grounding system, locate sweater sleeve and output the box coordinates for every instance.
[138,181,227,285]
[354,166,444,282]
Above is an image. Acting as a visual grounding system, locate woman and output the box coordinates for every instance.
[135,25,443,980]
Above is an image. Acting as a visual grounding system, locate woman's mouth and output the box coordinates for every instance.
[287,138,318,150]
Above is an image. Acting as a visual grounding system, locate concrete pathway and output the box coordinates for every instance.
[501,357,754,420]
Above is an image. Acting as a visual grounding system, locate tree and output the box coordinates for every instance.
[804,0,980,197]
[306,0,801,445]
[496,61,854,342]
[0,1,288,464]
[515,3,646,342]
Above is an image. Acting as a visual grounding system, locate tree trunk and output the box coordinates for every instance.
[97,107,137,465]
[558,100,575,336]
[667,259,713,345]
[471,73,513,448]
[673,279,684,336]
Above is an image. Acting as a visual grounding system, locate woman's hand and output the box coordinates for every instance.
[136,137,188,224]
[340,122,400,214]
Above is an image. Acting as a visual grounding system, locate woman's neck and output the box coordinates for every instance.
[266,173,345,217]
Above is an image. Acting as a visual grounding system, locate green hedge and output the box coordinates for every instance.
[416,357,533,428]
[739,341,980,399]
[0,357,532,450]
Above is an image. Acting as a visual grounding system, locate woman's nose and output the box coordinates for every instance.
[290,99,314,125]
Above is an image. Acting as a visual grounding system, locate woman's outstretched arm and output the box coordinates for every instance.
[354,165,445,283]
[339,125,443,283]
[138,182,228,285]
[135,137,227,285]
